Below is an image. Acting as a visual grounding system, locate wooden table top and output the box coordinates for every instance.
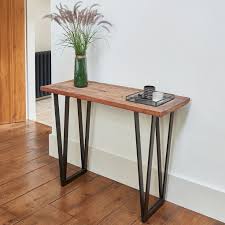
[41,80,190,117]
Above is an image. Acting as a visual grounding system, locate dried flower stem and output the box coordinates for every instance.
[44,1,112,56]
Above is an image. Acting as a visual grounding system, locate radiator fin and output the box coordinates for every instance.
[35,51,51,98]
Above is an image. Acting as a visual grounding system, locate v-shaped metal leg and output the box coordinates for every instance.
[134,112,174,222]
[54,94,91,186]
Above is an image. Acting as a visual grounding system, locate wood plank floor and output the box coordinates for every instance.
[0,121,224,225]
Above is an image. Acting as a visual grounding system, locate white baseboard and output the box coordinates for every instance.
[49,134,225,223]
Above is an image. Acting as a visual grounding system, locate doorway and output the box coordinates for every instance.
[26,0,52,127]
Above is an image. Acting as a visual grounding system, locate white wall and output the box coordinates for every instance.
[50,0,225,222]
[35,0,51,52]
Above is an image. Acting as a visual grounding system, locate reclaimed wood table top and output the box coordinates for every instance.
[41,80,190,117]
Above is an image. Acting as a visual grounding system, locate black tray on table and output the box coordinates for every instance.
[126,91,175,107]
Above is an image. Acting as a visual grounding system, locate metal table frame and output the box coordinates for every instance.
[53,94,174,223]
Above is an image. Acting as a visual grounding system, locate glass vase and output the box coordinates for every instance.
[74,55,88,88]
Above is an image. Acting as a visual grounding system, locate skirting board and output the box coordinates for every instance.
[49,134,225,223]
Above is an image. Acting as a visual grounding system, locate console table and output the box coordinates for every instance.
[41,80,190,223]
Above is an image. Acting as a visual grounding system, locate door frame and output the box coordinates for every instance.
[25,0,37,121]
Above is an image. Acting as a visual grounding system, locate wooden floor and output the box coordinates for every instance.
[0,122,223,225]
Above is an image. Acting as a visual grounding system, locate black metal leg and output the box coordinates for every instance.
[144,116,157,214]
[134,112,145,217]
[77,99,85,168]
[54,94,65,185]
[134,112,175,223]
[162,112,174,197]
[63,96,70,179]
[77,99,92,170]
[156,117,163,198]
[54,94,92,186]
[84,101,92,169]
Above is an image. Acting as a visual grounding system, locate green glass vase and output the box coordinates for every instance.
[74,55,88,88]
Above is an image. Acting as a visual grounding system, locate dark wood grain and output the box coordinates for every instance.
[0,121,223,225]
[15,205,72,225]
[0,208,19,225]
[3,174,96,221]
[41,80,190,117]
